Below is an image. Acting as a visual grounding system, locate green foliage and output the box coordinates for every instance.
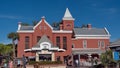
[21,23,30,26]
[52,22,61,28]
[7,32,19,41]
[100,50,115,66]
[28,61,62,65]
[0,43,12,56]
[32,20,39,26]
[81,24,87,28]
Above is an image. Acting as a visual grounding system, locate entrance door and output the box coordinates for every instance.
[39,54,51,61]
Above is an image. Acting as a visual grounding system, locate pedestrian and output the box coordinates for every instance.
[17,59,21,67]
[9,60,13,68]
[75,59,79,67]
[22,55,26,68]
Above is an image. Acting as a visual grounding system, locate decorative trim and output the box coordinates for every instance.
[75,35,110,37]
[33,19,53,30]
[24,49,32,51]
[52,30,72,33]
[17,30,34,33]
[104,27,110,35]
[75,36,110,39]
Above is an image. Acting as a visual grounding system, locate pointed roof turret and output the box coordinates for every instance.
[63,8,74,20]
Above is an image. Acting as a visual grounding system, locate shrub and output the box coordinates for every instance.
[28,61,62,65]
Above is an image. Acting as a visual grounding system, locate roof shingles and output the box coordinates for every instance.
[73,28,108,35]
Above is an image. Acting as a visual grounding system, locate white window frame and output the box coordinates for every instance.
[83,40,87,48]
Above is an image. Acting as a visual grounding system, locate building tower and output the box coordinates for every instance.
[61,8,75,30]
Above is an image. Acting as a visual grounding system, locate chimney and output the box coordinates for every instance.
[60,24,63,30]
[18,22,21,30]
[87,24,92,29]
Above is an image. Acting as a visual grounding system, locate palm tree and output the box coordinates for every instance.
[7,32,19,67]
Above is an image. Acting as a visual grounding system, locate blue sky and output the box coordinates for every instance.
[0,0,120,44]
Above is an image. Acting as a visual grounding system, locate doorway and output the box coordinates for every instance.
[39,54,51,61]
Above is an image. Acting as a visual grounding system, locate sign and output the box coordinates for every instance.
[113,51,119,61]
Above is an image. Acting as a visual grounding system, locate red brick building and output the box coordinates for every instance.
[17,8,110,65]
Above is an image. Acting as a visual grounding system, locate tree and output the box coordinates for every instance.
[21,23,29,26]
[7,32,19,67]
[32,20,39,26]
[81,24,87,28]
[100,50,114,68]
[0,44,12,56]
[0,43,13,65]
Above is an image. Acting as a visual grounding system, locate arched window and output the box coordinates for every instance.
[25,36,29,49]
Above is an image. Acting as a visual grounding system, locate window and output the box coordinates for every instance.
[63,36,67,50]
[37,36,41,42]
[101,41,105,48]
[56,36,60,48]
[83,40,87,48]
[25,36,29,49]
[98,40,105,48]
[98,40,101,48]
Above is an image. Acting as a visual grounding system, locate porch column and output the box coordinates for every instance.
[98,53,101,64]
[88,54,92,66]
[36,52,39,61]
[72,54,74,66]
[52,53,55,61]
[78,54,80,67]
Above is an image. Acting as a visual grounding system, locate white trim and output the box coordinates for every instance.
[75,36,110,39]
[18,22,21,30]
[33,20,42,29]
[32,48,41,50]
[17,30,34,33]
[58,49,66,52]
[24,49,32,51]
[83,40,87,48]
[72,48,101,50]
[104,27,110,35]
[33,19,53,30]
[40,42,51,50]
[75,35,110,37]
[52,30,72,33]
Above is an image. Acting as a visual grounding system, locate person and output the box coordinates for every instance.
[75,59,79,67]
[9,60,13,68]
[22,55,26,68]
[17,59,21,67]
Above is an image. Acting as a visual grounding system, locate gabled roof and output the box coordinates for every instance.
[73,28,109,35]
[33,16,53,30]
[63,8,74,20]
[33,35,53,48]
